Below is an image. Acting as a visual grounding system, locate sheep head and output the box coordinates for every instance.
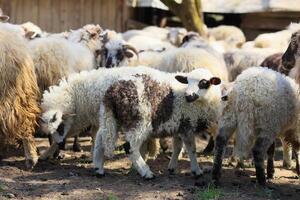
[282,31,300,74]
[100,38,138,68]
[39,110,76,145]
[175,68,221,103]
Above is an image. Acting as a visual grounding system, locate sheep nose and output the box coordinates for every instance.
[106,57,113,68]
[185,93,199,103]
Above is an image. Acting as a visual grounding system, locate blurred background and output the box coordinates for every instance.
[1,0,300,40]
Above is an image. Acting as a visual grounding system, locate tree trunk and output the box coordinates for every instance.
[161,0,206,36]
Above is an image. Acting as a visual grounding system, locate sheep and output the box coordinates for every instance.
[38,67,166,161]
[92,66,222,179]
[99,38,228,82]
[28,37,96,92]
[253,23,300,52]
[67,24,103,54]
[127,35,175,52]
[208,25,246,49]
[0,27,40,169]
[224,48,278,81]
[281,30,300,83]
[21,22,43,39]
[260,53,283,72]
[212,67,300,186]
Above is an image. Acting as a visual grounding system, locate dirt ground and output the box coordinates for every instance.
[0,137,299,200]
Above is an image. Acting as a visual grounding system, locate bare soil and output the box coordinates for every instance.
[0,137,299,200]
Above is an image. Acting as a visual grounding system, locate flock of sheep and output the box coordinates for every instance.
[1,8,300,187]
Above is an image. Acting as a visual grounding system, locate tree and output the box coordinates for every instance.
[160,0,206,36]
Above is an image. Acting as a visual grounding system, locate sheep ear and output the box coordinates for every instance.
[62,113,76,120]
[210,77,221,85]
[25,31,36,39]
[175,75,188,84]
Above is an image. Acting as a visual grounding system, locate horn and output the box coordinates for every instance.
[122,44,139,57]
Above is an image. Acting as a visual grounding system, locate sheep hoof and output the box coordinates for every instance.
[282,161,292,169]
[168,168,175,175]
[95,168,105,178]
[143,171,155,180]
[192,170,203,179]
[25,159,37,170]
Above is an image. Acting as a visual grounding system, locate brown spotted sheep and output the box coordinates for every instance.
[212,67,300,186]
[92,67,222,179]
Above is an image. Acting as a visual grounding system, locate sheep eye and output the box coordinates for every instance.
[198,80,210,89]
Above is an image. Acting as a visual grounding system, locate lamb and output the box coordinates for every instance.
[212,67,300,186]
[38,67,166,160]
[0,27,40,169]
[92,67,222,179]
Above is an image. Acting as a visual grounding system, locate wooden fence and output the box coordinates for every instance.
[0,0,131,32]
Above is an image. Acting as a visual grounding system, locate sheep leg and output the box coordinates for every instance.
[39,143,59,160]
[72,136,82,152]
[90,127,98,158]
[22,137,38,169]
[93,129,105,176]
[168,136,183,174]
[212,126,235,185]
[160,138,169,153]
[202,137,215,155]
[294,150,300,175]
[181,135,203,177]
[252,137,273,186]
[129,145,154,179]
[267,142,275,179]
[282,139,292,169]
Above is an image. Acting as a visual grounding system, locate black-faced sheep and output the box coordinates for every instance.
[212,67,300,186]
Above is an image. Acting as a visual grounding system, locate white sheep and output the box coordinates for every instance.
[253,23,300,52]
[99,38,228,82]
[208,25,246,49]
[212,67,300,186]
[224,48,278,81]
[92,67,222,179]
[28,37,96,92]
[38,67,169,160]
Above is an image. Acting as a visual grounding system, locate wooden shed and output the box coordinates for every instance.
[0,0,132,32]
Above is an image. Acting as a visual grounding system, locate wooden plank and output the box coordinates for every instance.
[51,0,61,32]
[93,0,102,26]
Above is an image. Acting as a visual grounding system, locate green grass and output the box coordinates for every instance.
[99,193,118,200]
[196,184,222,200]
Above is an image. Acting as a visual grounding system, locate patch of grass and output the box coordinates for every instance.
[108,194,118,200]
[196,184,222,200]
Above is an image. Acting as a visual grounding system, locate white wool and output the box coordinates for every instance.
[224,48,279,81]
[29,37,95,72]
[0,23,25,38]
[220,67,300,158]
[127,35,175,52]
